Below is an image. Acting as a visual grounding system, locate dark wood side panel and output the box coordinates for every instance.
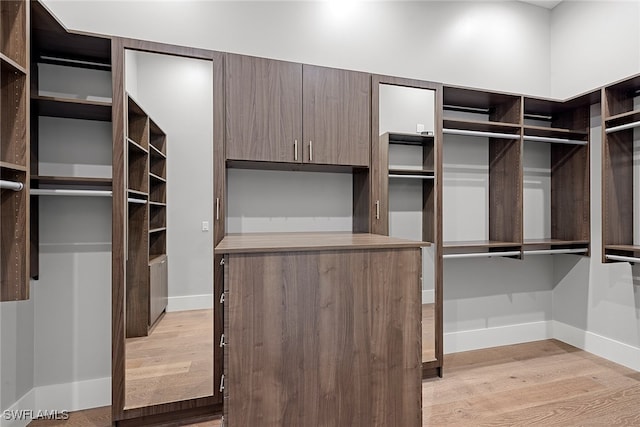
[111,36,126,421]
[603,130,633,247]
[491,94,522,124]
[489,138,522,244]
[125,202,149,338]
[352,168,370,233]
[551,144,590,241]
[227,248,421,427]
[225,54,302,163]
[303,65,370,167]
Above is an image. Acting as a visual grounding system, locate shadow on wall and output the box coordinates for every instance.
[552,254,589,330]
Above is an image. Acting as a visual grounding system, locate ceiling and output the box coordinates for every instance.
[519,0,564,9]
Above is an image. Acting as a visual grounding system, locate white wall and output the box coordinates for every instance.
[44,0,551,96]
[550,0,640,99]
[125,50,214,309]
[0,298,34,413]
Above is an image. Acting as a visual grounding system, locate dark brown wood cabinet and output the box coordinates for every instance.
[225,54,302,163]
[0,0,29,301]
[225,55,370,167]
[303,65,370,166]
[217,233,424,427]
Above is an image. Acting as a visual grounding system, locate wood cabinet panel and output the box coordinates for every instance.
[226,248,421,427]
[225,54,302,163]
[303,65,370,166]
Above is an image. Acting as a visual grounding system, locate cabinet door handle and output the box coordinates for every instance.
[309,140,313,162]
[375,200,380,220]
[219,333,226,347]
[294,139,298,161]
[216,198,220,221]
[219,374,225,393]
[220,292,225,304]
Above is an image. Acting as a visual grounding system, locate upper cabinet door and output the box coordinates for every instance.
[303,65,370,167]
[225,54,302,163]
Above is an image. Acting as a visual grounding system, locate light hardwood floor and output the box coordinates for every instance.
[125,309,214,409]
[423,303,435,362]
[28,339,640,426]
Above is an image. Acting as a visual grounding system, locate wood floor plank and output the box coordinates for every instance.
[28,339,639,427]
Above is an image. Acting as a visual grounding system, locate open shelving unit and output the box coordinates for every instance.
[125,93,168,338]
[29,0,112,279]
[602,74,640,263]
[521,94,592,257]
[442,86,523,259]
[0,0,29,301]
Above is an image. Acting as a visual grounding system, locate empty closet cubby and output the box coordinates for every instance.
[0,0,29,300]
[127,96,149,195]
[29,7,112,278]
[602,75,640,263]
[522,95,591,256]
[441,86,522,258]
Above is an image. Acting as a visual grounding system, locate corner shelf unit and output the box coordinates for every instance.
[125,93,167,338]
[522,93,592,257]
[0,0,29,301]
[602,74,640,263]
[442,86,523,257]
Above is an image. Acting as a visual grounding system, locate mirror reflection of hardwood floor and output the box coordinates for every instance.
[422,303,436,361]
[28,340,640,426]
[124,309,214,409]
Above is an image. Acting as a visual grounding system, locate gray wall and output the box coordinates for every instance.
[43,1,552,96]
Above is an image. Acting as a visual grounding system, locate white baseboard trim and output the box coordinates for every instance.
[444,320,553,354]
[552,321,640,372]
[1,389,35,427]
[422,290,434,304]
[166,294,213,312]
[2,378,110,427]
[35,377,110,413]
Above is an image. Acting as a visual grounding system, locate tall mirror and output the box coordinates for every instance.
[378,83,437,364]
[123,49,214,409]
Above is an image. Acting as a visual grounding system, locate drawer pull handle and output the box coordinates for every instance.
[219,374,225,393]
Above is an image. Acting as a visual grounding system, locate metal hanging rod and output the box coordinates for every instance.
[127,197,147,204]
[524,113,553,121]
[443,128,520,140]
[605,254,640,263]
[443,104,490,114]
[0,179,24,191]
[39,55,112,69]
[388,174,435,180]
[31,189,112,197]
[443,250,521,259]
[523,248,588,256]
[605,120,640,134]
[523,135,587,145]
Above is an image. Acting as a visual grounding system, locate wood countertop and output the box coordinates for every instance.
[215,232,430,254]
